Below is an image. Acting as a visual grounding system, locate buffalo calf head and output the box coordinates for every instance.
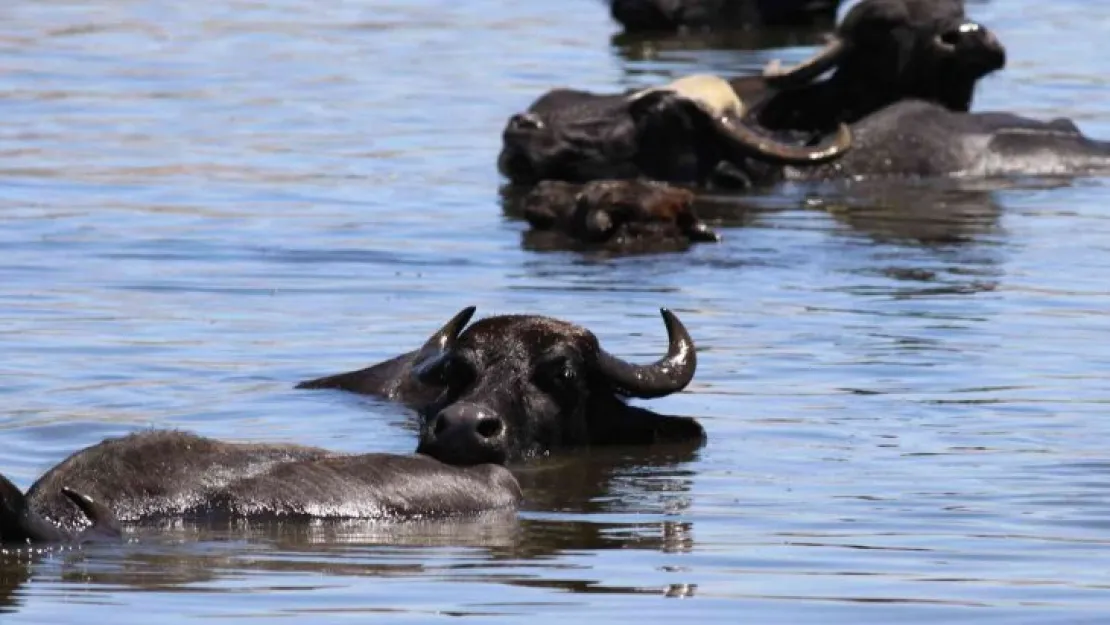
[520,179,719,252]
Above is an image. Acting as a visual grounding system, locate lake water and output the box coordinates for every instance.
[2,0,1110,622]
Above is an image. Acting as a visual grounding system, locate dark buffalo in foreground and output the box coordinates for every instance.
[609,0,842,33]
[298,308,706,466]
[505,0,1110,186]
[20,430,521,534]
[0,473,119,545]
[512,179,720,252]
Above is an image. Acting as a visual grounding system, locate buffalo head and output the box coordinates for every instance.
[298,309,706,466]
[609,0,842,32]
[518,179,719,252]
[758,0,1006,126]
[499,73,851,186]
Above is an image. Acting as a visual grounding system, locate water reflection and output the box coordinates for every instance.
[0,515,524,613]
[610,17,834,84]
[511,441,701,520]
[611,26,831,61]
[801,180,1008,245]
[0,561,30,614]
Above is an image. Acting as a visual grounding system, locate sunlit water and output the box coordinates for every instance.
[2,0,1110,622]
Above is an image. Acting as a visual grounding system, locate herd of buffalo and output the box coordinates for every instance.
[2,0,1107,548]
[509,0,1110,250]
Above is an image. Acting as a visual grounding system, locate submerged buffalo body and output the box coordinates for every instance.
[609,0,842,33]
[774,102,1110,181]
[298,308,706,466]
[17,430,521,536]
[515,179,720,252]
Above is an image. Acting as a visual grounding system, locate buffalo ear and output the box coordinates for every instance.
[0,474,26,518]
[648,414,707,445]
[0,474,67,544]
[591,402,706,447]
[295,353,410,394]
[578,207,615,242]
[522,182,576,230]
[627,89,688,124]
[0,475,31,541]
[522,201,557,229]
[62,488,122,542]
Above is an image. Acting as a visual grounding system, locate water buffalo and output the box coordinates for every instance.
[297,308,706,466]
[0,473,119,545]
[736,0,1110,180]
[21,430,521,533]
[511,179,720,252]
[609,0,842,33]
[740,0,1005,134]
[498,73,852,187]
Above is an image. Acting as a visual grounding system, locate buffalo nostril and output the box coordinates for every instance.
[583,208,614,240]
[433,415,448,436]
[511,113,545,131]
[475,416,503,439]
[940,22,984,48]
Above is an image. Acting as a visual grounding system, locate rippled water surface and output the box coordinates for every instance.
[3,0,1110,622]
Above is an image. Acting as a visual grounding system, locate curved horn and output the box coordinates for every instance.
[763,37,848,90]
[595,308,696,399]
[713,115,852,165]
[411,306,476,381]
[632,73,852,166]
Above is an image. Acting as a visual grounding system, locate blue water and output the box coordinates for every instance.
[2,0,1110,622]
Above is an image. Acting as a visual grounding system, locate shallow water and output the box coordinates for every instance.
[2,0,1110,622]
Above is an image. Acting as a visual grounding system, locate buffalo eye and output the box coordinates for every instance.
[533,355,583,395]
[442,357,475,389]
[558,362,576,382]
[418,355,474,390]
